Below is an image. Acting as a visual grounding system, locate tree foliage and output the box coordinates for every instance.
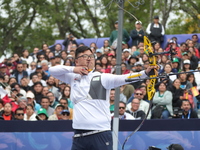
[0,0,200,56]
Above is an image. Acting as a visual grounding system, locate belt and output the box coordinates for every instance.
[73,130,107,138]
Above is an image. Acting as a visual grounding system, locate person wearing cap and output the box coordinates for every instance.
[62,33,78,52]
[26,91,41,112]
[59,97,73,120]
[95,49,103,60]
[49,46,154,150]
[60,109,70,120]
[182,59,193,72]
[48,104,64,120]
[123,49,131,64]
[146,15,165,44]
[130,20,144,47]
[109,21,130,49]
[36,108,48,120]
[171,57,181,73]
[0,63,9,76]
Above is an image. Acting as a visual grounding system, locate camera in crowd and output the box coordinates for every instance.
[172,107,183,118]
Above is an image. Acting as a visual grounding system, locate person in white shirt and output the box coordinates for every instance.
[49,46,153,150]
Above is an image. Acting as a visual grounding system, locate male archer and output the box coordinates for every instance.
[49,46,153,150]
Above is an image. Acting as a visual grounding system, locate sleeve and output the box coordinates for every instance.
[146,23,151,35]
[109,31,114,45]
[49,65,75,84]
[101,70,148,90]
[161,25,165,35]
[153,91,172,105]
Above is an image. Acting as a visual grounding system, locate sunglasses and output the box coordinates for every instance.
[135,93,143,95]
[16,113,24,116]
[119,107,125,110]
[62,113,69,116]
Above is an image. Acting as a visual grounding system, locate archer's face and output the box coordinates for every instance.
[75,50,95,69]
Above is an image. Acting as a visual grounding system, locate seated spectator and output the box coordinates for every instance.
[99,56,111,73]
[0,103,15,120]
[152,82,173,119]
[46,91,59,109]
[14,108,24,120]
[60,110,70,120]
[18,97,28,112]
[20,49,33,65]
[126,89,151,119]
[42,86,49,97]
[61,86,73,109]
[33,82,44,104]
[159,63,177,82]
[59,97,73,120]
[48,104,64,120]
[28,74,46,87]
[26,91,41,112]
[179,100,198,119]
[111,102,134,120]
[20,77,31,92]
[24,104,37,121]
[47,76,60,99]
[40,96,54,116]
[12,63,28,84]
[10,83,26,97]
[121,63,130,74]
[171,58,181,73]
[167,79,184,108]
[36,108,48,121]
[126,98,146,119]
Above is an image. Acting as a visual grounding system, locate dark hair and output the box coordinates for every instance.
[27,104,34,110]
[59,97,69,104]
[41,96,50,102]
[0,99,4,105]
[62,85,71,98]
[46,91,54,96]
[119,101,126,107]
[192,34,198,38]
[75,46,92,58]
[33,81,43,87]
[10,83,20,89]
[15,107,24,114]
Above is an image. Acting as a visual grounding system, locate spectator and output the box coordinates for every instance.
[61,86,73,109]
[28,74,46,87]
[41,60,50,77]
[62,33,78,52]
[10,83,26,97]
[109,21,130,49]
[0,64,9,76]
[48,104,64,120]
[100,40,110,53]
[126,98,146,119]
[146,15,165,44]
[33,82,44,104]
[121,63,130,74]
[18,97,28,112]
[20,77,31,92]
[152,82,173,119]
[100,56,111,73]
[26,91,41,112]
[60,109,70,120]
[24,104,37,121]
[130,20,144,47]
[171,58,181,73]
[53,44,62,56]
[38,43,49,56]
[192,34,200,52]
[95,49,103,60]
[160,63,177,82]
[20,49,33,65]
[60,51,68,61]
[126,89,151,119]
[40,96,54,116]
[187,40,200,58]
[36,108,48,120]
[180,100,198,119]
[14,108,24,120]
[46,91,59,109]
[0,103,15,120]
[111,102,134,120]
[30,47,39,62]
[12,63,28,84]
[123,49,131,64]
[46,76,60,98]
[167,79,184,108]
[178,71,193,90]
[59,97,73,120]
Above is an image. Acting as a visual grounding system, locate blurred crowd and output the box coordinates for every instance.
[0,19,200,121]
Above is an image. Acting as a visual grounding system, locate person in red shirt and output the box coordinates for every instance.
[0,103,15,120]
